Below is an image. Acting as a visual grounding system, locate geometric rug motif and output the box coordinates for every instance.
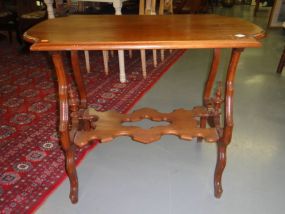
[0,41,184,213]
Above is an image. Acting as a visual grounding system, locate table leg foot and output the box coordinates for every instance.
[70,186,78,204]
[214,183,223,198]
[62,131,79,203]
[66,149,78,204]
[214,142,227,198]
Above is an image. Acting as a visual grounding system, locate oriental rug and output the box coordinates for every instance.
[0,42,184,213]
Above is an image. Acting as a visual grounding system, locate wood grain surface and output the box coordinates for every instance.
[23,14,265,51]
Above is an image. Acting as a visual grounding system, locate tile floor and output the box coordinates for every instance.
[37,5,285,214]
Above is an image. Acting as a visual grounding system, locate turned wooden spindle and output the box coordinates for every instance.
[211,81,223,133]
[214,81,223,112]
[68,87,79,113]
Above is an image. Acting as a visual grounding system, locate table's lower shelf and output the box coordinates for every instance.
[71,107,219,147]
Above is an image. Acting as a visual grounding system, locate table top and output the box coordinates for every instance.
[24,15,265,51]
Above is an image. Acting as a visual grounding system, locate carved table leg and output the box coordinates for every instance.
[71,51,87,108]
[198,48,221,142]
[51,52,79,203]
[214,142,227,198]
[214,48,244,198]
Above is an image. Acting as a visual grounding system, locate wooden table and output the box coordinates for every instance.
[24,15,265,204]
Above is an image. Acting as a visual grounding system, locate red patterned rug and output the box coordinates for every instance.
[0,41,184,213]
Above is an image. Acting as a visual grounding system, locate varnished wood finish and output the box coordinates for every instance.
[214,48,243,198]
[23,15,265,203]
[203,49,222,103]
[24,15,265,51]
[51,52,78,203]
[70,51,87,108]
[72,107,219,147]
[198,48,221,142]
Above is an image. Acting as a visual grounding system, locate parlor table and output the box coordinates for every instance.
[23,14,265,203]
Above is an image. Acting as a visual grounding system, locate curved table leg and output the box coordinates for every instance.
[71,51,87,108]
[203,49,221,104]
[198,48,221,143]
[52,52,79,203]
[214,48,243,198]
[214,142,227,198]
